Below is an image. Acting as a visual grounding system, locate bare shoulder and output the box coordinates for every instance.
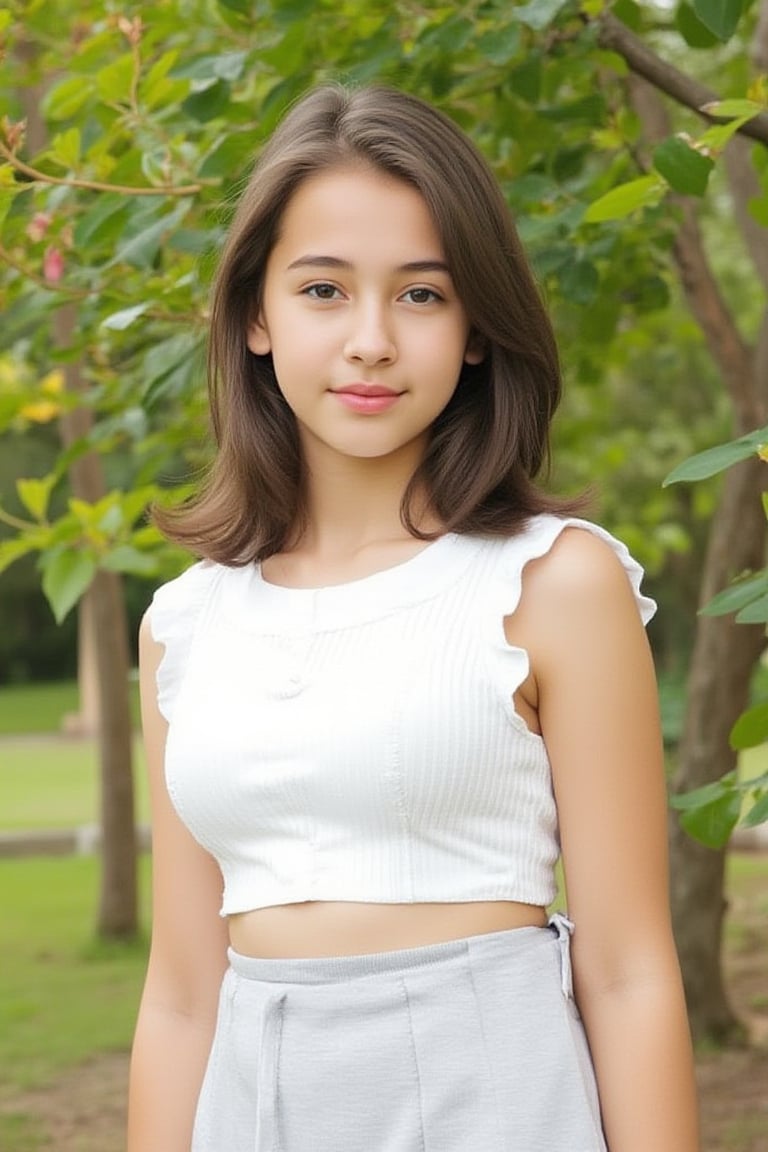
[517,525,643,636]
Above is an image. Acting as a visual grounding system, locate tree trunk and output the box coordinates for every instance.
[62,597,100,737]
[57,310,138,940]
[88,571,138,937]
[670,455,767,1044]
[17,47,139,938]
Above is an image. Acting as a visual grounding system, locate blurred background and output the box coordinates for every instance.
[0,0,766,1148]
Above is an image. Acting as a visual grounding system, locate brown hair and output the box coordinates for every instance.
[156,84,584,562]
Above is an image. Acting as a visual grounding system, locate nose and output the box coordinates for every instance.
[343,300,397,366]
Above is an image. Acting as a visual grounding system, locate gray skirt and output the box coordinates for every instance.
[192,914,607,1152]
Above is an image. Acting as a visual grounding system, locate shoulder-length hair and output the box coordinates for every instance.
[155,84,584,562]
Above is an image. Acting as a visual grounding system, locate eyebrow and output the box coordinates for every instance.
[285,255,451,275]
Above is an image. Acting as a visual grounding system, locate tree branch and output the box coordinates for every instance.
[0,242,91,298]
[596,12,768,148]
[0,141,204,197]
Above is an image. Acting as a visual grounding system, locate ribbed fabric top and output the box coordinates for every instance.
[151,515,655,915]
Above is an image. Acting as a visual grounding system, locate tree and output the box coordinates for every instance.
[0,0,765,1033]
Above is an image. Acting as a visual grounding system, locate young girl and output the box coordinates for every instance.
[128,84,699,1151]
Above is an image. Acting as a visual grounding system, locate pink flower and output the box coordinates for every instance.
[43,246,65,283]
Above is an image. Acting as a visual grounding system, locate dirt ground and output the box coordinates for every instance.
[4,857,767,1151]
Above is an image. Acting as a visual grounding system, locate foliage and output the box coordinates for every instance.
[1,0,762,623]
[665,431,768,843]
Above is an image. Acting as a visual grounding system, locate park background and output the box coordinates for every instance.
[1,0,767,1147]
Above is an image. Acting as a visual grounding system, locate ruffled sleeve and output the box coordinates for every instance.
[149,561,220,723]
[506,515,657,626]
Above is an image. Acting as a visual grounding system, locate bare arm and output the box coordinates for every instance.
[518,529,699,1152]
[127,610,230,1152]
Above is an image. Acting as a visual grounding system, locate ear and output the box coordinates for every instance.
[246,314,271,356]
[463,330,486,366]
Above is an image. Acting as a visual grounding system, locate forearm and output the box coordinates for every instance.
[579,973,700,1152]
[127,1002,215,1152]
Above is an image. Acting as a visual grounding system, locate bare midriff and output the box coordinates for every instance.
[228,900,548,958]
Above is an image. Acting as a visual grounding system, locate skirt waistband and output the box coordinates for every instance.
[226,912,574,986]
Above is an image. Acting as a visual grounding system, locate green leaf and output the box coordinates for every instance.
[16,476,56,521]
[182,79,232,123]
[172,51,247,83]
[512,0,570,31]
[0,536,38,576]
[98,503,124,536]
[730,702,768,751]
[74,194,131,249]
[653,136,714,197]
[701,98,764,119]
[675,784,742,848]
[101,545,157,576]
[141,333,203,409]
[676,3,719,47]
[40,550,97,623]
[50,128,81,170]
[42,75,93,121]
[748,195,768,228]
[417,13,475,53]
[101,303,152,331]
[107,201,191,270]
[0,187,20,233]
[199,131,259,179]
[742,791,768,828]
[141,49,187,109]
[612,0,642,30]
[96,55,135,104]
[507,57,542,103]
[701,571,768,617]
[476,23,521,65]
[583,175,665,223]
[692,0,744,42]
[670,773,737,811]
[735,593,768,624]
[663,425,768,484]
[699,115,757,154]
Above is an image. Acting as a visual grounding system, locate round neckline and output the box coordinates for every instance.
[222,532,483,631]
[255,533,458,593]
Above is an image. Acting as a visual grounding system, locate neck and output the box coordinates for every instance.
[296,439,437,557]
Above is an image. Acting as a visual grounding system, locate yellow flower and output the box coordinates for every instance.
[40,370,64,395]
[20,400,61,423]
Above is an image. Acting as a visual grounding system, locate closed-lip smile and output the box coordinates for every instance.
[330,383,403,414]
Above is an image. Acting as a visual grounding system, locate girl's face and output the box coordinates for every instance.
[247,165,482,472]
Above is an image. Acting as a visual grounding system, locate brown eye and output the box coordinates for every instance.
[305,283,340,300]
[403,287,440,304]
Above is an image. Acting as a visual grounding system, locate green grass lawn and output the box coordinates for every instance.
[0,738,149,832]
[0,681,148,832]
[0,680,141,737]
[0,855,151,1098]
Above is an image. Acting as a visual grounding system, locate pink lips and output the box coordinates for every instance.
[331,383,402,414]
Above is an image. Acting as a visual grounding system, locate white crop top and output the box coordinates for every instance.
[150,515,655,916]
